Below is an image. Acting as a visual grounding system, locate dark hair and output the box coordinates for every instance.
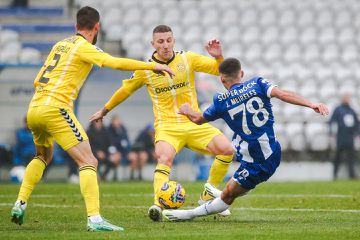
[153,25,172,34]
[76,6,100,30]
[219,58,241,79]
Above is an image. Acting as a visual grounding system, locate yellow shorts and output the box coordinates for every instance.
[27,106,88,150]
[155,122,222,154]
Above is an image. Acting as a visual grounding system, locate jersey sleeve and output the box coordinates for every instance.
[185,51,223,75]
[105,70,147,111]
[203,94,222,121]
[257,77,277,98]
[78,42,111,67]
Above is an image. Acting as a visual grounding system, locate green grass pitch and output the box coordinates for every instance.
[1,180,359,239]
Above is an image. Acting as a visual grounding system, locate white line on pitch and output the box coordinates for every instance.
[0,193,354,198]
[245,194,354,198]
[0,203,359,213]
[231,207,360,213]
[0,193,154,198]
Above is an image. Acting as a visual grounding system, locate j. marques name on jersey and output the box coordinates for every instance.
[217,80,257,105]
[54,45,70,54]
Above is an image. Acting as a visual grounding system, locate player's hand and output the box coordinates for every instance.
[178,103,191,116]
[89,107,108,122]
[154,64,175,78]
[311,103,329,116]
[205,39,223,59]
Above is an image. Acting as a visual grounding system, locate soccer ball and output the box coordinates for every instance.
[157,181,186,209]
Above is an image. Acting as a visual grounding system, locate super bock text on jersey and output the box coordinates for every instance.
[203,77,282,189]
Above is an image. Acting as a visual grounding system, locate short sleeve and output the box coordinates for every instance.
[257,77,277,98]
[122,70,147,93]
[185,51,221,75]
[78,42,111,67]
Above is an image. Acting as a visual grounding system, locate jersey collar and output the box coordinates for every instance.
[76,33,86,40]
[229,83,243,90]
[151,51,175,65]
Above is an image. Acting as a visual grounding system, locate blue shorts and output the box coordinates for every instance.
[233,143,281,190]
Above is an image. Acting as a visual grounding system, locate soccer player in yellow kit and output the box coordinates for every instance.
[90,25,234,221]
[10,7,174,231]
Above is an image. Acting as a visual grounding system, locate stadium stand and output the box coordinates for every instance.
[0,0,72,64]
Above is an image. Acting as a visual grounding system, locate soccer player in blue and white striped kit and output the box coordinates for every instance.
[162,58,329,221]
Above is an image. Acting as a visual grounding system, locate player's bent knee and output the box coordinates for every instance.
[155,152,173,167]
[220,144,235,156]
[156,155,173,167]
[209,135,234,156]
[222,147,235,156]
[210,143,234,156]
[212,149,232,156]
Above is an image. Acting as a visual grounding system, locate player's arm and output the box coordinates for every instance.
[270,87,329,116]
[102,56,174,77]
[178,103,208,125]
[179,98,221,125]
[89,71,146,122]
[187,40,224,75]
[78,43,174,77]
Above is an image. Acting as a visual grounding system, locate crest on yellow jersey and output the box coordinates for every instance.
[177,63,185,72]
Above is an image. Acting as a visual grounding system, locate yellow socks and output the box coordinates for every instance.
[207,154,233,187]
[17,157,47,203]
[153,163,171,206]
[79,165,99,216]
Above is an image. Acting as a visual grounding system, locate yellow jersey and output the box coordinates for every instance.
[29,34,156,110]
[105,51,223,128]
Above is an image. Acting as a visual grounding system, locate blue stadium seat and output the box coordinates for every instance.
[0,7,63,16]
[22,42,54,52]
[2,24,74,33]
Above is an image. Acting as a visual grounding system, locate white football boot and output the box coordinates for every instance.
[162,209,194,222]
[198,183,231,217]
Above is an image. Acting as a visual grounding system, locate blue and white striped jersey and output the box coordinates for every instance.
[203,76,279,163]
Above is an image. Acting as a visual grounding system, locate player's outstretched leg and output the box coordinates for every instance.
[163,197,230,222]
[162,209,194,221]
[198,183,231,216]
